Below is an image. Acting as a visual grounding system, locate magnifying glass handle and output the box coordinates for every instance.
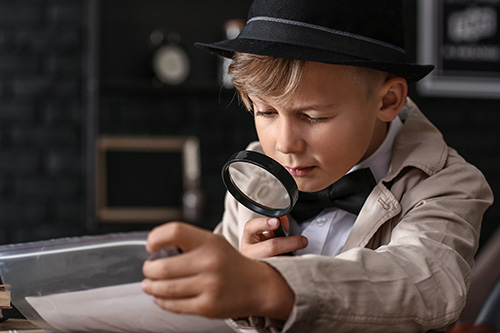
[274,217,294,256]
[273,217,288,238]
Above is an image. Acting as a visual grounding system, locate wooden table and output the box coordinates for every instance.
[0,318,44,332]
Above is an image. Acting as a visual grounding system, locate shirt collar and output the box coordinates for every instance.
[349,116,403,183]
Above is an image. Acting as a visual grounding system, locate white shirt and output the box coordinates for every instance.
[289,116,403,256]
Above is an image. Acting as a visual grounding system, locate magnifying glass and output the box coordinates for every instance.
[222,150,299,238]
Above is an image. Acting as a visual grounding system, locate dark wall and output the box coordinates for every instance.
[404,0,500,248]
[0,0,257,244]
[0,0,86,243]
[0,0,498,248]
[95,0,256,233]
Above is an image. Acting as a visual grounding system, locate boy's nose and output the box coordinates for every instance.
[275,119,305,154]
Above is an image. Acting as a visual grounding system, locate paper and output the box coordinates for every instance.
[25,282,236,333]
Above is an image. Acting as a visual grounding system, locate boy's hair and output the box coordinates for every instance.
[228,53,390,111]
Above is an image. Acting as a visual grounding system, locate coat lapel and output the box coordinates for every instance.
[341,183,401,252]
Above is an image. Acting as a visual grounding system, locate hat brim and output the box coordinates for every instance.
[196,38,434,82]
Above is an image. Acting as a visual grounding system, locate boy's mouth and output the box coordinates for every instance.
[285,166,315,177]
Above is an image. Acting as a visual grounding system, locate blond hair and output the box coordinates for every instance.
[228,53,389,111]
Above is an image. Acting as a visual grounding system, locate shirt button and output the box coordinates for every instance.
[316,217,327,227]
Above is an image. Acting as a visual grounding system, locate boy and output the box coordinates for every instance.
[141,0,494,331]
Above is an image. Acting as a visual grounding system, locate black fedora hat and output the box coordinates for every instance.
[197,0,434,81]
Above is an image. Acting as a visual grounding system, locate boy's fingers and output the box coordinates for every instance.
[143,252,198,280]
[245,235,308,258]
[141,275,200,299]
[146,222,211,254]
[270,235,308,255]
[242,217,280,241]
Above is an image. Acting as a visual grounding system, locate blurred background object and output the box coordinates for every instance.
[418,0,500,98]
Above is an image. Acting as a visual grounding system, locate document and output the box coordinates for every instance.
[25,282,236,333]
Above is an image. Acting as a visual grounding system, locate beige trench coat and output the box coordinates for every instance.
[214,99,494,332]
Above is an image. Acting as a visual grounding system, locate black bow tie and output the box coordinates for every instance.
[290,168,376,223]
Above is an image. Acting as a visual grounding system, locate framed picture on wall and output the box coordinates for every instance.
[96,136,200,223]
[417,0,500,98]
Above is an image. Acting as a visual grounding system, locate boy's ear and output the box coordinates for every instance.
[377,76,408,122]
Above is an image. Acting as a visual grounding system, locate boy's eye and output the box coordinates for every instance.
[255,110,328,123]
[255,110,277,118]
[303,113,328,123]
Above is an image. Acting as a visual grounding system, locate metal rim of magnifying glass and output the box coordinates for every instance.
[222,150,299,218]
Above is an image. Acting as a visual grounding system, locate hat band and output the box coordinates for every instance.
[239,16,407,63]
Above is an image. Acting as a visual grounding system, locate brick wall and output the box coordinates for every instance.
[0,0,498,249]
[0,0,85,244]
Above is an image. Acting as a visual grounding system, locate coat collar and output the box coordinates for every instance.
[342,98,449,251]
[383,98,448,183]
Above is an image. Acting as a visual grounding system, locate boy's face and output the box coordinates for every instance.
[250,62,389,192]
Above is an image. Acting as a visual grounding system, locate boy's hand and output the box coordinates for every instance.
[142,222,294,321]
[241,216,308,259]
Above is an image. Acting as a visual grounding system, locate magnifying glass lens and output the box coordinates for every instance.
[222,151,298,254]
[228,162,290,210]
[222,150,298,219]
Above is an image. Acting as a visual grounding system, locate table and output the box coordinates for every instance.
[0,318,43,332]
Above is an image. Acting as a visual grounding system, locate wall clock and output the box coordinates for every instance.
[151,29,190,85]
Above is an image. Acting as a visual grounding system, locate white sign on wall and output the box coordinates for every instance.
[418,0,500,98]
